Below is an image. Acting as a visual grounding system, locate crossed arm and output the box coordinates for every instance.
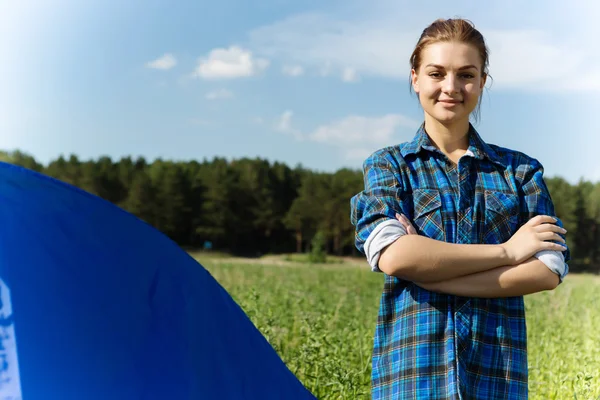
[415,255,559,298]
[353,152,569,299]
[378,215,567,298]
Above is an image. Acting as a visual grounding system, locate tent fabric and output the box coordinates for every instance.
[0,162,316,400]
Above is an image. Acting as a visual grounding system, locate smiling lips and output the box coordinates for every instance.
[437,99,463,107]
[438,99,463,104]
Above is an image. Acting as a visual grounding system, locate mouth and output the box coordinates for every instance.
[437,99,463,108]
[437,99,463,104]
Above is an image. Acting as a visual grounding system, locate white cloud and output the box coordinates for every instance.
[276,110,293,131]
[193,46,269,79]
[341,67,359,83]
[247,4,599,92]
[309,114,418,146]
[249,13,408,81]
[282,65,304,77]
[274,110,303,140]
[483,30,585,90]
[273,110,419,159]
[205,89,234,100]
[146,53,177,70]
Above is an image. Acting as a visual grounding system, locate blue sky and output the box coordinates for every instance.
[1,0,598,183]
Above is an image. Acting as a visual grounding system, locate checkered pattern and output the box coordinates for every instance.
[350,123,570,399]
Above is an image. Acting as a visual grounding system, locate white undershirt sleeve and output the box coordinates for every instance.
[364,219,407,272]
[364,219,568,282]
[534,250,568,283]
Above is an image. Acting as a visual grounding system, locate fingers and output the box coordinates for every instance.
[399,214,418,235]
[395,213,417,235]
[526,215,559,226]
[534,224,567,234]
[542,241,568,251]
[538,231,567,243]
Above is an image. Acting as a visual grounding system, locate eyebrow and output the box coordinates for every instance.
[425,64,479,71]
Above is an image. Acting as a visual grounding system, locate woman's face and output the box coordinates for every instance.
[411,41,486,126]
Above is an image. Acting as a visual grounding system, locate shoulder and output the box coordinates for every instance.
[362,143,411,171]
[359,144,412,189]
[487,143,545,181]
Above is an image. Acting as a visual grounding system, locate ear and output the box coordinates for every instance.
[411,69,419,93]
[480,72,487,89]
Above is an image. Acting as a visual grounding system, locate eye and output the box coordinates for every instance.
[460,73,475,79]
[428,72,442,78]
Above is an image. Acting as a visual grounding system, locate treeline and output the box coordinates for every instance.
[1,150,599,273]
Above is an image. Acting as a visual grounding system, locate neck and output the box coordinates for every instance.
[423,114,471,156]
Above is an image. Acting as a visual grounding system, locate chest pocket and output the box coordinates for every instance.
[483,190,519,244]
[412,188,444,241]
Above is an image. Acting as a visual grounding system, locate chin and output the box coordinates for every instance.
[423,103,476,125]
[426,110,465,124]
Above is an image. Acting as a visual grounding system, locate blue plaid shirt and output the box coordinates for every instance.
[350,123,570,399]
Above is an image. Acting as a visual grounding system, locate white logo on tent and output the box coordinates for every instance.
[0,278,21,400]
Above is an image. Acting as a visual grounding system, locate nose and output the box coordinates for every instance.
[442,75,460,94]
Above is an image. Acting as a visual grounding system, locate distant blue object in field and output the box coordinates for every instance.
[0,162,315,400]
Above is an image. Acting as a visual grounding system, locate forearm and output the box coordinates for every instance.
[379,235,510,282]
[414,257,560,298]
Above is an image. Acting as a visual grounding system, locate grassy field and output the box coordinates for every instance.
[192,253,600,400]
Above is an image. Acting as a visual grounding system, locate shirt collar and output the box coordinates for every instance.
[400,122,505,167]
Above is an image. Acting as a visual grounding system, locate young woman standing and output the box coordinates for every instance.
[351,18,569,399]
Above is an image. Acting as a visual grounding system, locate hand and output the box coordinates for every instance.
[395,213,417,235]
[501,215,567,265]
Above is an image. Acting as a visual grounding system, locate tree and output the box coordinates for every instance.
[1,145,597,264]
[309,230,327,263]
[572,180,596,270]
[125,169,156,225]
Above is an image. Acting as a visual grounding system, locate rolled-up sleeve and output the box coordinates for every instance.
[350,150,408,272]
[518,158,570,282]
[363,220,407,271]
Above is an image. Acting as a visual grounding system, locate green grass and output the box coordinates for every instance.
[197,256,600,399]
[281,253,345,264]
[526,274,600,399]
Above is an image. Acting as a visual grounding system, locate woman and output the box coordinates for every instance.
[350,18,570,399]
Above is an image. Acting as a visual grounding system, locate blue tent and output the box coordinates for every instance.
[0,161,316,399]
